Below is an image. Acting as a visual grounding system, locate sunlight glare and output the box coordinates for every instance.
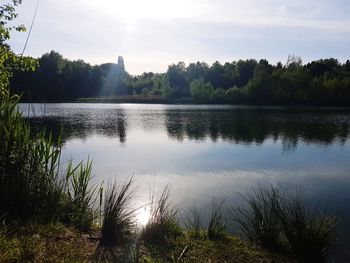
[88,0,200,24]
[136,207,151,226]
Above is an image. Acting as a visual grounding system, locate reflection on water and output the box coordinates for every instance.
[22,104,349,151]
[20,103,350,258]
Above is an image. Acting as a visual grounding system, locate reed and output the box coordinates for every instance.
[63,159,98,231]
[0,97,62,221]
[0,97,97,230]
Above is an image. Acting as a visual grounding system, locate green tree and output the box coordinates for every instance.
[167,62,189,98]
[0,0,36,100]
[190,79,213,100]
[210,88,226,101]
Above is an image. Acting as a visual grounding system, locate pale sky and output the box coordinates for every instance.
[7,0,350,74]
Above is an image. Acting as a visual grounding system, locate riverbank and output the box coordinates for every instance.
[0,223,296,263]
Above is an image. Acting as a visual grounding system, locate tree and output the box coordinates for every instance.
[210,88,226,101]
[0,0,36,100]
[190,79,213,100]
[166,62,189,98]
[236,59,257,87]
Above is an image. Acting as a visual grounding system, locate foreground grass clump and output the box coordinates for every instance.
[0,97,96,230]
[101,178,136,246]
[207,200,226,240]
[141,186,182,245]
[232,186,337,263]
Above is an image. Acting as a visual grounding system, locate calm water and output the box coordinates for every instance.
[20,103,350,256]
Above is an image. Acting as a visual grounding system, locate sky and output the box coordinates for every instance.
[7,0,350,74]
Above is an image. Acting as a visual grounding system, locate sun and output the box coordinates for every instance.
[136,207,151,226]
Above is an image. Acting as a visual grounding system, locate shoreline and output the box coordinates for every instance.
[18,97,350,108]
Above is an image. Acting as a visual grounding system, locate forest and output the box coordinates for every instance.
[10,51,350,105]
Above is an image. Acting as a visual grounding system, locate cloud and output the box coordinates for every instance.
[7,0,350,74]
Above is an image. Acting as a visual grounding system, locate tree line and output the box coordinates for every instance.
[10,51,350,105]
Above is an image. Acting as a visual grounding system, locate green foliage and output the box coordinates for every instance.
[8,49,350,105]
[190,79,213,100]
[63,159,98,231]
[0,0,37,101]
[210,87,226,101]
[0,96,63,221]
[0,97,96,229]
[226,87,244,101]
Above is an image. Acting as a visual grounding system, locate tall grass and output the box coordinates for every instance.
[232,187,283,250]
[101,178,136,246]
[0,97,96,230]
[141,186,181,244]
[232,186,337,263]
[277,191,337,263]
[207,199,226,240]
[184,204,203,238]
[62,159,99,231]
[0,97,62,221]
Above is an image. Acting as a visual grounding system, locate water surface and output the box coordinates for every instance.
[20,103,350,256]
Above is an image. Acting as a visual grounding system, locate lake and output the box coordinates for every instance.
[20,103,350,257]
